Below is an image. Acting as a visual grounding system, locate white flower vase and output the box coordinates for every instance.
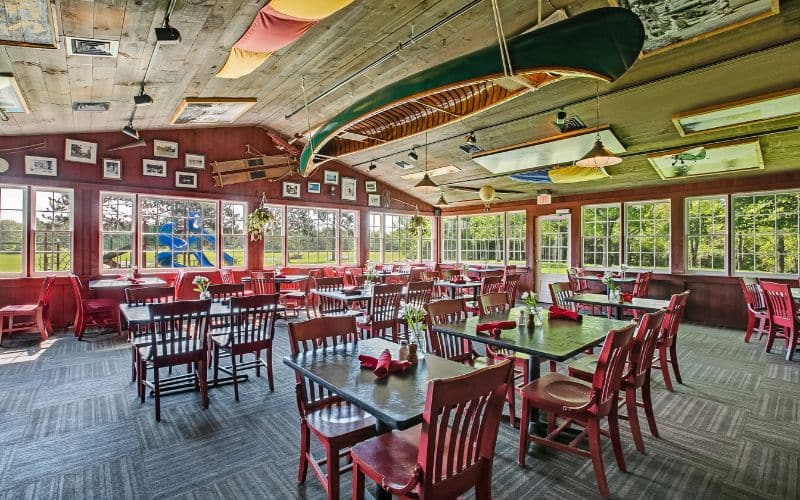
[200,290,211,300]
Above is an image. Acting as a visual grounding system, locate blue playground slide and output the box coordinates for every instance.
[155,216,234,267]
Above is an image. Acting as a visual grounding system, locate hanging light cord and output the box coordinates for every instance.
[301,76,315,154]
[491,0,513,77]
[594,80,601,140]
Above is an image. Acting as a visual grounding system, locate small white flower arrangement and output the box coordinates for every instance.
[405,306,426,345]
[520,291,537,309]
[192,276,210,296]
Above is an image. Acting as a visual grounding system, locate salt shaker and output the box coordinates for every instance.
[398,340,409,361]
[407,343,418,364]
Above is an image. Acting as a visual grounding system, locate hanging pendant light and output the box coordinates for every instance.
[435,192,449,206]
[576,81,622,168]
[414,133,440,192]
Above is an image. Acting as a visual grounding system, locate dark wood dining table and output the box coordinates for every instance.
[89,276,166,290]
[310,287,372,309]
[433,279,482,300]
[241,274,308,293]
[431,306,630,434]
[566,293,670,320]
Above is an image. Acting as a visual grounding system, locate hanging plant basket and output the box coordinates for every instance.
[247,197,276,241]
[407,213,425,238]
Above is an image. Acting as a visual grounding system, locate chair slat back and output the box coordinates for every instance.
[480,275,503,295]
[37,275,56,306]
[207,283,245,300]
[478,292,510,316]
[660,291,691,345]
[549,282,574,310]
[288,316,359,412]
[567,267,588,292]
[125,286,175,305]
[250,271,276,295]
[740,278,765,311]
[421,270,441,281]
[424,299,472,363]
[591,323,635,417]
[628,310,666,384]
[315,276,345,315]
[406,280,434,311]
[225,294,279,347]
[68,273,88,304]
[502,273,520,305]
[442,269,462,280]
[632,271,652,298]
[418,360,512,497]
[482,270,505,279]
[147,300,211,359]
[369,284,403,325]
[219,268,234,284]
[761,282,796,329]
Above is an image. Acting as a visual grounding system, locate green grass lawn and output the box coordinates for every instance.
[0,254,22,273]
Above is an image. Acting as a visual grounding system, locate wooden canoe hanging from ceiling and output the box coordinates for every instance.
[216,0,356,79]
[298,7,645,177]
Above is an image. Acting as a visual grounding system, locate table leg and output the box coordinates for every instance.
[275,282,282,294]
[615,306,623,320]
[373,420,391,500]
[450,287,456,299]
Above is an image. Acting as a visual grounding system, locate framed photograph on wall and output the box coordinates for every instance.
[368,194,381,207]
[341,177,357,201]
[175,171,198,189]
[65,138,97,164]
[307,181,321,194]
[102,159,121,180]
[323,170,339,184]
[142,159,167,177]
[283,181,301,198]
[153,139,179,158]
[364,180,377,193]
[25,156,57,177]
[185,153,206,169]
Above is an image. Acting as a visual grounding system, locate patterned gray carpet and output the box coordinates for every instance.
[0,320,797,500]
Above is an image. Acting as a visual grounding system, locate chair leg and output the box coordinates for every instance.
[587,418,610,499]
[744,312,755,343]
[139,359,147,403]
[131,345,138,382]
[765,326,777,353]
[298,421,310,483]
[255,349,261,378]
[352,461,366,500]
[507,385,516,428]
[198,359,209,409]
[608,406,627,472]
[35,310,48,340]
[669,344,682,384]
[640,374,658,438]
[517,400,529,466]
[658,346,673,391]
[231,353,239,402]
[213,344,220,386]
[266,347,274,392]
[325,443,340,500]
[626,386,645,454]
[154,367,161,421]
[785,328,797,362]
[475,469,492,500]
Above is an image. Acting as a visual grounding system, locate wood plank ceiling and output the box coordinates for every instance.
[1,0,799,207]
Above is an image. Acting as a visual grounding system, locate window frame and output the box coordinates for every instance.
[99,191,137,275]
[684,195,729,276]
[31,186,75,277]
[282,205,359,267]
[580,202,622,271]
[440,215,458,263]
[368,211,431,264]
[731,188,800,278]
[505,210,527,265]
[623,198,672,272]
[458,213,506,265]
[338,209,359,265]
[0,184,28,278]
[221,200,248,270]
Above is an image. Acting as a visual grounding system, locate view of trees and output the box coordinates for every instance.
[687,196,726,272]
[369,213,431,263]
[539,218,568,274]
[582,205,621,268]
[733,192,800,274]
[34,189,72,272]
[287,207,336,265]
[625,201,670,270]
[0,187,24,274]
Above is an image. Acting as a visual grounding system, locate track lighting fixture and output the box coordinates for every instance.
[155,0,181,45]
[555,108,567,126]
[368,162,377,171]
[0,108,8,122]
[134,86,153,106]
[414,133,439,193]
[122,120,139,139]
[459,132,483,154]
[435,193,448,206]
[408,148,418,162]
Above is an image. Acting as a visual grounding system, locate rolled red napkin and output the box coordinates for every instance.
[548,306,582,322]
[620,292,633,302]
[358,351,412,376]
[476,321,517,334]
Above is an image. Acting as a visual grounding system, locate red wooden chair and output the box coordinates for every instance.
[549,281,576,310]
[569,309,666,453]
[173,270,222,300]
[344,267,364,287]
[503,273,521,305]
[357,283,403,341]
[288,316,376,500]
[0,275,56,346]
[761,282,799,361]
[280,271,315,319]
[211,294,279,400]
[624,271,653,319]
[69,273,121,341]
[518,322,636,499]
[567,267,591,294]
[314,276,361,318]
[139,300,211,421]
[208,283,245,300]
[424,298,476,363]
[219,268,234,284]
[351,360,513,499]
[125,285,175,390]
[740,278,769,343]
[466,275,503,315]
[422,270,448,300]
[250,271,276,295]
[654,291,690,391]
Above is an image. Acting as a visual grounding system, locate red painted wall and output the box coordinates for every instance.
[0,126,432,329]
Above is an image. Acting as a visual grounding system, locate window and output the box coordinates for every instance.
[261,205,284,268]
[507,211,527,264]
[625,200,670,270]
[100,193,135,271]
[582,204,621,268]
[221,202,247,268]
[140,196,217,269]
[384,214,418,262]
[441,216,457,262]
[33,188,73,273]
[287,207,336,265]
[733,191,800,275]
[0,186,25,275]
[459,214,504,263]
[420,217,433,261]
[339,210,358,264]
[369,213,382,263]
[686,196,727,273]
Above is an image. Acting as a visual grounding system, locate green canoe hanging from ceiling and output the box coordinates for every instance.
[298,7,645,177]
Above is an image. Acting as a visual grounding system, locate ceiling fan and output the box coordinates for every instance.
[446,184,525,211]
